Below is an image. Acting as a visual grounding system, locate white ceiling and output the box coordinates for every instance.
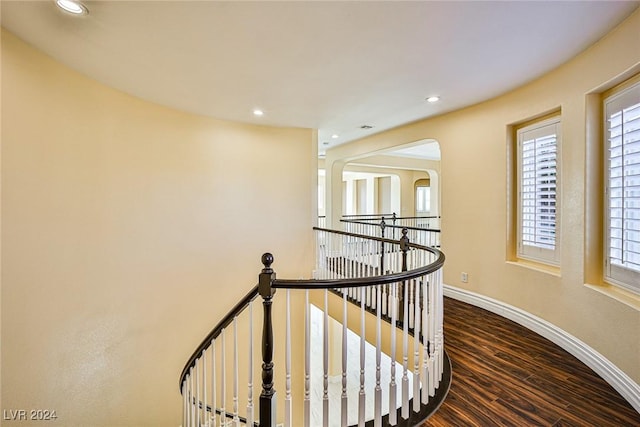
[385,140,441,161]
[2,1,638,156]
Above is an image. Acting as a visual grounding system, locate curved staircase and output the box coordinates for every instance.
[179,221,449,427]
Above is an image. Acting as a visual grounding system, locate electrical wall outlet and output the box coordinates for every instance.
[461,272,469,283]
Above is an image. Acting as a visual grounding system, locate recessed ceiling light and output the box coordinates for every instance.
[426,96,440,103]
[55,0,88,15]
[253,109,264,116]
[331,134,339,139]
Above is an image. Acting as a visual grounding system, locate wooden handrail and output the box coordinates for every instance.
[340,219,441,233]
[276,227,443,289]
[178,283,259,391]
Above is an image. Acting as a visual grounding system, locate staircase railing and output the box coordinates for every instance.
[341,214,441,249]
[179,226,447,427]
[341,214,439,229]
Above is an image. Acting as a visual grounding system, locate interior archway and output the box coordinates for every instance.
[321,138,441,225]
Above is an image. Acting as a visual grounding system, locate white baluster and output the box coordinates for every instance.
[285,290,292,427]
[438,267,444,384]
[367,285,371,308]
[350,236,355,278]
[375,285,382,427]
[196,357,201,426]
[190,369,195,427]
[182,382,186,427]
[246,302,254,427]
[221,329,226,424]
[365,240,370,279]
[211,340,216,427]
[320,231,327,277]
[330,248,335,278]
[408,281,414,329]
[422,275,430,405]
[402,280,409,419]
[354,239,359,279]
[382,284,388,316]
[323,289,329,427]
[413,280,421,413]
[359,287,366,427]
[343,237,348,278]
[361,239,367,278]
[315,230,320,273]
[389,282,397,426]
[203,350,208,426]
[372,285,377,310]
[341,290,348,427]
[432,273,438,391]
[304,290,311,427]
[429,271,436,397]
[233,317,240,426]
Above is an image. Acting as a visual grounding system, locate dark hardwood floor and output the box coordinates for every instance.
[423,298,640,427]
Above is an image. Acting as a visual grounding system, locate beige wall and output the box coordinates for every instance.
[1,30,315,426]
[325,9,640,385]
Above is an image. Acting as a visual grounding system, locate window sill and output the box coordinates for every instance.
[506,259,561,277]
[584,283,640,311]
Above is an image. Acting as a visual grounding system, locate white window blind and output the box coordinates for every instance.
[605,81,640,292]
[517,117,560,265]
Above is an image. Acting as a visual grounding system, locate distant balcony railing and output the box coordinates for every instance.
[341,214,441,249]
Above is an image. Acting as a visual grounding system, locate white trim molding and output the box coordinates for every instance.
[444,284,640,414]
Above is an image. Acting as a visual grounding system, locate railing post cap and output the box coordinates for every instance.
[400,228,410,251]
[262,252,274,270]
[259,253,276,297]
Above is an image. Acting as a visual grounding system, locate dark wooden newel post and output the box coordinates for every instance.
[400,228,409,272]
[380,217,386,273]
[259,253,277,427]
[392,212,397,239]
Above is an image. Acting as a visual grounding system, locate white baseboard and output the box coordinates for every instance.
[443,284,640,414]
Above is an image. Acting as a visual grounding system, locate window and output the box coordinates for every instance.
[517,116,561,265]
[604,80,640,293]
[416,186,431,213]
